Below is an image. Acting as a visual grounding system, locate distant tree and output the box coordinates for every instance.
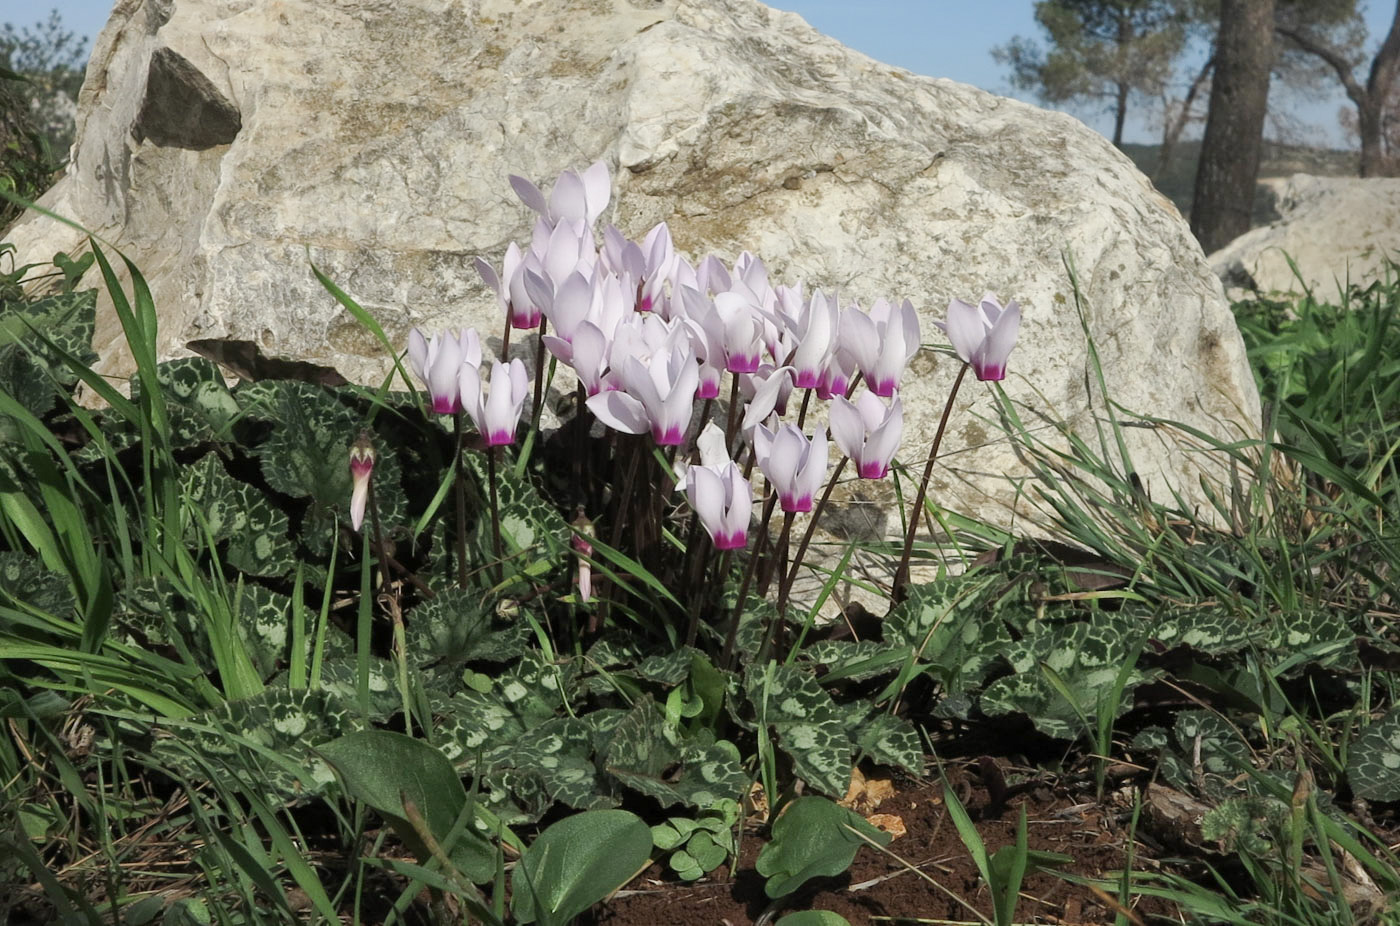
[992,0,1192,146]
[1275,1,1400,176]
[0,9,88,166]
[1339,69,1400,171]
[1153,53,1213,178]
[0,71,52,231]
[1191,0,1276,252]
[1149,0,1360,175]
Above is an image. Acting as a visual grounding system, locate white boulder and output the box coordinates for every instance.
[1211,174,1400,298]
[4,0,1260,574]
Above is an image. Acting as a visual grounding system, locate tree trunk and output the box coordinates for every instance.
[1359,95,1388,176]
[1191,0,1276,254]
[1113,79,1129,147]
[1361,4,1400,176]
[1276,3,1400,178]
[1156,55,1215,181]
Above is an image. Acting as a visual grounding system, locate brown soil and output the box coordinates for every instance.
[588,761,1178,926]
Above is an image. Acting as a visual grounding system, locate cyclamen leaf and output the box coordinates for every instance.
[318,729,498,883]
[746,665,851,798]
[153,688,360,805]
[0,551,75,617]
[1347,706,1400,802]
[979,614,1146,739]
[181,454,295,578]
[405,587,530,667]
[141,357,240,447]
[0,290,97,424]
[755,796,890,899]
[843,708,923,776]
[512,810,652,926]
[883,576,1013,689]
[1150,604,1259,656]
[239,380,407,552]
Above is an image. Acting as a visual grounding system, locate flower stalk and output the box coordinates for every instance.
[892,361,968,602]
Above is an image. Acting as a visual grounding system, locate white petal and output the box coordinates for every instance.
[695,422,730,468]
[720,463,752,538]
[429,336,462,406]
[407,328,429,382]
[581,160,612,224]
[840,306,879,375]
[828,394,864,462]
[766,425,806,495]
[509,174,548,214]
[943,298,985,365]
[984,300,1022,368]
[687,464,726,538]
[459,328,482,368]
[802,427,829,499]
[587,390,649,435]
[897,299,922,363]
[523,267,554,316]
[458,361,483,424]
[864,397,903,473]
[549,170,587,224]
[473,256,501,294]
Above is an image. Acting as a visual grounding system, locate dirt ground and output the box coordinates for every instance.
[588,761,1180,925]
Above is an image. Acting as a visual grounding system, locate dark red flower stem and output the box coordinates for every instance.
[892,361,968,603]
[783,455,848,599]
[453,414,469,590]
[487,444,503,586]
[762,510,796,664]
[723,489,777,671]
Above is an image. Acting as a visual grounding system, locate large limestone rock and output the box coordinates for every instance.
[1211,174,1400,297]
[5,0,1259,562]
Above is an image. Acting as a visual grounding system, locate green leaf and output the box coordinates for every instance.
[1151,604,1260,656]
[455,451,568,586]
[746,664,852,797]
[240,381,406,552]
[755,796,891,899]
[1200,795,1288,855]
[979,614,1146,739]
[234,584,299,680]
[162,898,212,926]
[1347,706,1400,802]
[600,697,747,808]
[883,574,1015,690]
[845,709,923,776]
[318,729,497,883]
[487,717,613,813]
[988,804,1030,926]
[776,913,852,926]
[686,830,728,871]
[651,821,688,851]
[139,357,240,447]
[0,289,96,425]
[805,639,910,684]
[153,687,359,804]
[0,550,75,617]
[511,809,652,926]
[405,587,530,666]
[1267,608,1357,675]
[181,454,295,578]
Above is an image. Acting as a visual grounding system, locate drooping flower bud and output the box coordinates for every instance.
[571,512,595,604]
[348,432,376,532]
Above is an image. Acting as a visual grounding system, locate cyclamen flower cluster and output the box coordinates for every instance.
[398,162,1021,553]
[406,327,529,447]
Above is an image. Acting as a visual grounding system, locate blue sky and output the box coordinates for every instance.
[8,0,1393,148]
